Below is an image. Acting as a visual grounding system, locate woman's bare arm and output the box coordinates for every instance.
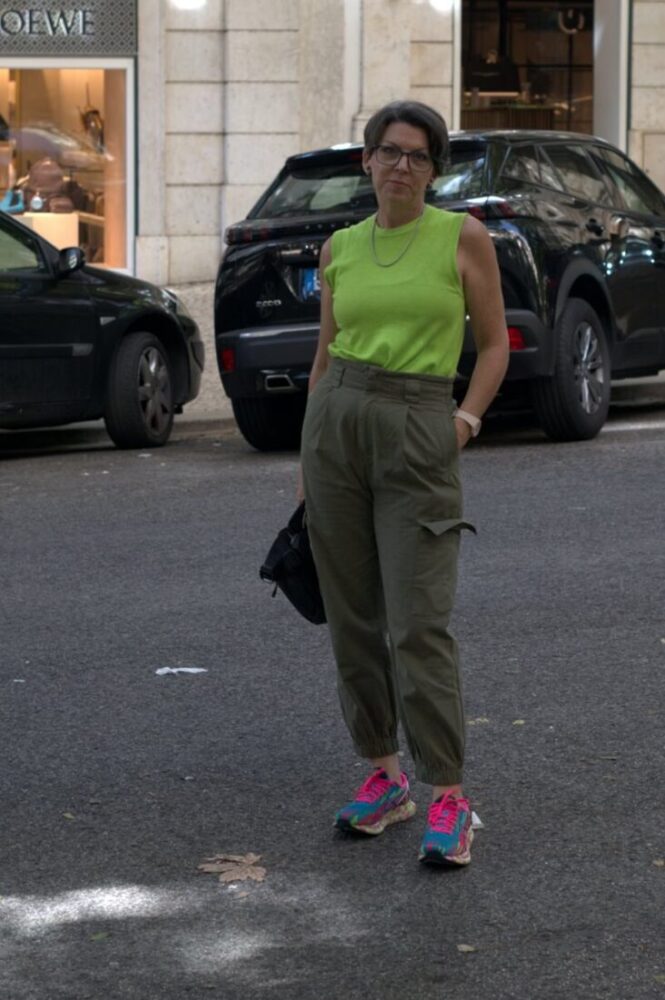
[455,215,510,445]
[308,237,338,393]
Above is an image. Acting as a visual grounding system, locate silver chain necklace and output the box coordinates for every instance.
[370,210,424,268]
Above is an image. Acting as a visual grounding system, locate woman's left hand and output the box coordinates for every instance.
[454,416,473,450]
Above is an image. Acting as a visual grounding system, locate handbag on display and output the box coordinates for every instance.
[260,502,326,625]
[0,188,24,213]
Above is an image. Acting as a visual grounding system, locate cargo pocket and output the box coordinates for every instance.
[411,518,476,620]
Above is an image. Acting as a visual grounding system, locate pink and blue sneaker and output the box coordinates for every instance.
[335,768,416,835]
[419,792,473,865]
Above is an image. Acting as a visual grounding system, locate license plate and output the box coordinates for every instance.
[300,267,321,301]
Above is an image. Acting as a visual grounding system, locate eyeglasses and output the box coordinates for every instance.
[372,143,433,172]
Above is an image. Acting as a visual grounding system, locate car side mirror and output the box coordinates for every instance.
[57,246,85,276]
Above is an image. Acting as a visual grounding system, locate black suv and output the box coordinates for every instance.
[215,130,665,449]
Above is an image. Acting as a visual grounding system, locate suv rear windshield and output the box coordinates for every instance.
[250,142,488,219]
[431,142,487,200]
[250,158,375,219]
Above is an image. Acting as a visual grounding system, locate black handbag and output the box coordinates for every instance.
[260,502,326,625]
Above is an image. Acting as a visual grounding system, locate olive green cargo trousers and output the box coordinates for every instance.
[301,357,474,785]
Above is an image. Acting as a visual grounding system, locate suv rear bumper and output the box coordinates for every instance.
[216,309,554,399]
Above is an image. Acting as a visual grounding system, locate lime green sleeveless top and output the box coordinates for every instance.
[325,205,467,377]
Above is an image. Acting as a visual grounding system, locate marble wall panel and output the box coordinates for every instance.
[226,82,299,133]
[631,44,665,87]
[409,0,454,42]
[166,0,224,31]
[633,2,665,45]
[643,132,665,192]
[166,30,224,82]
[410,42,453,88]
[226,0,299,30]
[166,185,222,235]
[226,30,299,82]
[225,133,299,185]
[169,235,222,283]
[166,134,224,185]
[631,87,665,130]
[135,235,169,285]
[166,83,224,133]
[408,85,453,123]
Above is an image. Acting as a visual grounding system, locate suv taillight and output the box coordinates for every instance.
[220,347,235,372]
[225,225,271,245]
[508,327,526,350]
[466,197,516,221]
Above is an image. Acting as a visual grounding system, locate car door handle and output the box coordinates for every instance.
[585,218,605,236]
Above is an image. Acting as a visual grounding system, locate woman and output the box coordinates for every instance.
[300,100,508,866]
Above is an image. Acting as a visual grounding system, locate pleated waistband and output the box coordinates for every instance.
[326,356,455,405]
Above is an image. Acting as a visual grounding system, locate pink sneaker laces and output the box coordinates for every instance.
[354,769,402,803]
[427,793,467,833]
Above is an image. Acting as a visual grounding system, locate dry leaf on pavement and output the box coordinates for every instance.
[652,859,665,868]
[197,853,267,883]
[456,943,478,954]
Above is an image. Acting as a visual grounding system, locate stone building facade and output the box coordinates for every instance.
[143,0,665,288]
[139,0,460,288]
[629,1,665,195]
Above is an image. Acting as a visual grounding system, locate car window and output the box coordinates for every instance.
[252,163,375,218]
[0,224,44,272]
[431,143,487,200]
[593,147,665,216]
[537,151,565,192]
[540,145,609,203]
[495,144,542,192]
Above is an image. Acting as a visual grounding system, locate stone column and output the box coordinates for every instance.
[222,0,300,230]
[136,0,168,283]
[630,0,665,193]
[299,0,361,149]
[352,0,412,141]
[409,0,456,126]
[164,0,224,284]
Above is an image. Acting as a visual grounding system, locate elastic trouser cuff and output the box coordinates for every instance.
[355,737,400,760]
[415,762,463,786]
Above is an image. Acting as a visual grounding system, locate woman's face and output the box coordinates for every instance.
[362,121,435,210]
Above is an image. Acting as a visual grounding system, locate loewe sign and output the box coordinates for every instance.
[0,1,135,55]
[0,8,95,36]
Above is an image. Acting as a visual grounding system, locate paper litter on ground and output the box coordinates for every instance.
[155,667,208,676]
[471,811,484,830]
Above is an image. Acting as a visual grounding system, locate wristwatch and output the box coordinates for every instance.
[453,408,482,437]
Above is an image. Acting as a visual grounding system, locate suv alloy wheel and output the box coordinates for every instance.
[531,298,611,441]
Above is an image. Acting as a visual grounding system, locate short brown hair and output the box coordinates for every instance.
[363,100,449,175]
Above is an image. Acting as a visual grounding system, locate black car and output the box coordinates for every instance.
[214,130,665,449]
[0,210,204,447]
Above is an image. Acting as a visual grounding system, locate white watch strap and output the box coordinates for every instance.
[453,408,482,437]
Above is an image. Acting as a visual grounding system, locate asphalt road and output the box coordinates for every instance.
[1,397,664,1000]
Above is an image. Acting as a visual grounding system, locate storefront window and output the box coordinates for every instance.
[0,67,127,267]
[461,1,594,134]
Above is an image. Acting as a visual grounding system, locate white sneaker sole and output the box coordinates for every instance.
[337,798,417,836]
